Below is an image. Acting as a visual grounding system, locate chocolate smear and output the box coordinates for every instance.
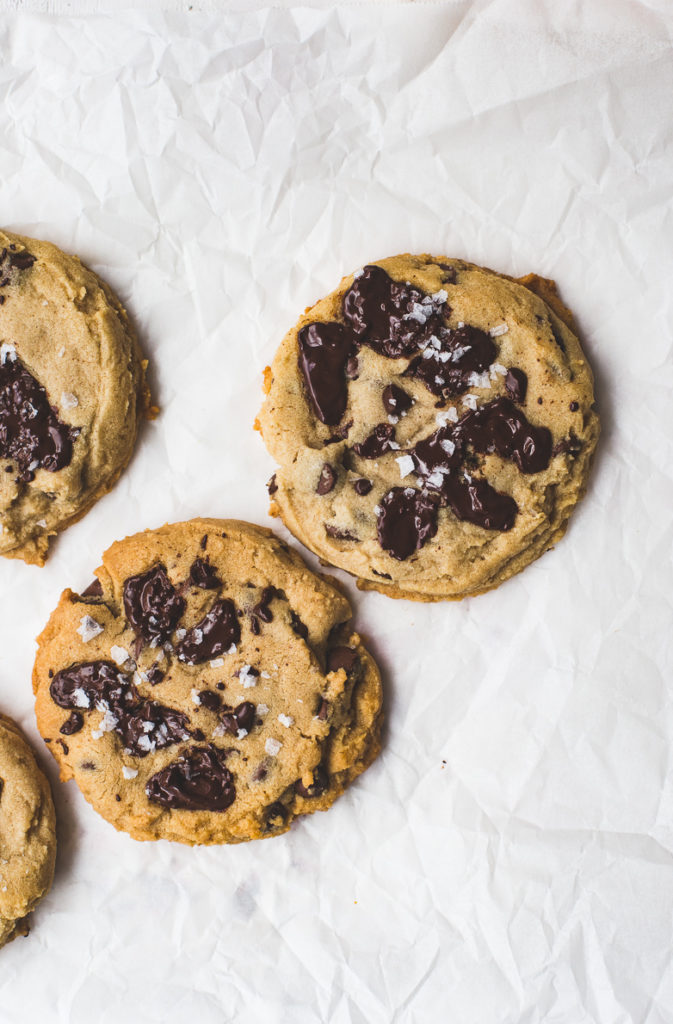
[146,745,236,811]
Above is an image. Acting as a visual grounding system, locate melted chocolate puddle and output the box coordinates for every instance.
[0,354,76,481]
[145,745,236,811]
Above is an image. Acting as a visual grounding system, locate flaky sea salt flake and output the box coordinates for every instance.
[77,615,103,643]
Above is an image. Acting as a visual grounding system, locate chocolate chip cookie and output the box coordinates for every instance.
[33,519,383,845]
[258,255,600,601]
[0,713,57,949]
[0,229,151,565]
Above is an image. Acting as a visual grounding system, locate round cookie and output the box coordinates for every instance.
[0,713,57,949]
[0,229,152,565]
[257,254,600,601]
[33,519,383,845]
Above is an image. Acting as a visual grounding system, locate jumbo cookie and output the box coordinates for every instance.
[0,229,151,565]
[0,713,57,949]
[33,519,383,845]
[258,254,600,601]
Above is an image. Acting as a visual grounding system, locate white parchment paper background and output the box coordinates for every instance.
[0,3,672,1021]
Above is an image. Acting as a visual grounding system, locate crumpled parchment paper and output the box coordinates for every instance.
[0,3,672,1021]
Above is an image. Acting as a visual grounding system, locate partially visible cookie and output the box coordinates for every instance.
[0,713,57,949]
[0,229,152,565]
[33,519,383,845]
[258,254,600,601]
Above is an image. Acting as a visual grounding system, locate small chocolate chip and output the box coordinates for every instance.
[316,463,337,495]
[60,711,84,735]
[295,765,328,798]
[324,524,358,541]
[353,478,372,496]
[198,690,221,712]
[200,534,208,550]
[570,401,579,412]
[115,794,121,802]
[56,738,69,755]
[216,682,225,691]
[290,610,308,639]
[267,474,278,495]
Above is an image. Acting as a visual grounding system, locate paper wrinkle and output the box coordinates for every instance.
[0,5,672,1022]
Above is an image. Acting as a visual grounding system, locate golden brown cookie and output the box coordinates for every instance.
[0,713,57,949]
[33,519,383,845]
[0,229,152,565]
[258,254,600,601]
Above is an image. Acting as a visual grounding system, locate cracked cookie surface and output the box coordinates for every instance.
[258,254,600,601]
[0,229,151,565]
[33,519,383,845]
[0,714,56,949]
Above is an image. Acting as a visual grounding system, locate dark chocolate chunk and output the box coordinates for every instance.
[352,423,398,459]
[382,384,412,418]
[353,478,373,496]
[115,700,191,758]
[326,646,358,673]
[371,568,392,579]
[0,353,76,481]
[189,557,221,589]
[569,401,579,412]
[323,420,352,445]
[59,711,83,735]
[50,660,191,758]
[405,324,496,401]
[200,534,208,550]
[0,246,36,285]
[457,397,552,474]
[123,565,185,645]
[376,487,439,560]
[267,473,278,495]
[220,701,256,735]
[440,474,517,532]
[290,610,308,639]
[146,664,165,686]
[266,801,288,828]
[505,368,528,403]
[81,579,103,598]
[295,765,328,798]
[324,524,358,542]
[316,463,337,495]
[437,263,457,283]
[176,599,241,664]
[251,586,276,633]
[56,739,69,755]
[297,321,356,425]
[198,690,221,712]
[146,746,236,811]
[343,265,450,359]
